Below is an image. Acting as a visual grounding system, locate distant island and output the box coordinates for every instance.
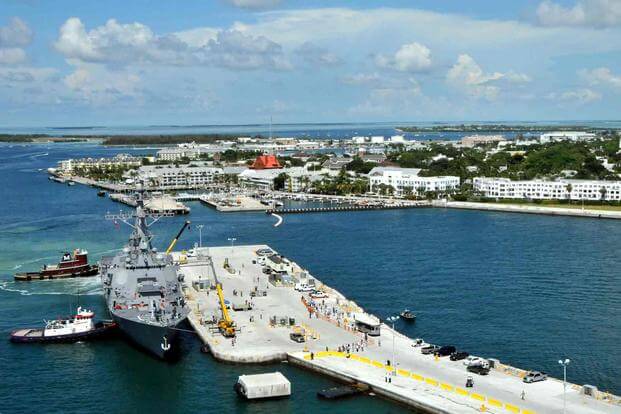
[0,134,238,145]
[0,134,91,143]
[396,124,614,133]
[101,134,238,146]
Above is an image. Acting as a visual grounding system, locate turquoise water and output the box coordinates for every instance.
[0,142,620,413]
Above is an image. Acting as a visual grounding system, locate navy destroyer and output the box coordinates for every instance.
[100,186,190,359]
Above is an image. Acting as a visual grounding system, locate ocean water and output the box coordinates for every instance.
[0,142,620,413]
[4,119,619,140]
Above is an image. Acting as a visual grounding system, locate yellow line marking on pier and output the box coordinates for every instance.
[411,373,424,381]
[456,388,469,396]
[505,403,520,413]
[441,383,454,392]
[397,369,410,377]
[487,398,502,407]
[470,393,485,401]
[425,378,439,387]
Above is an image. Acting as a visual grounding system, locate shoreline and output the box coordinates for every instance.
[435,200,621,220]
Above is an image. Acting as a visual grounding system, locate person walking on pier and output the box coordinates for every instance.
[521,390,526,400]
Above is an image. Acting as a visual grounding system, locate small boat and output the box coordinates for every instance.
[10,307,117,343]
[400,309,416,321]
[97,190,107,197]
[67,181,75,186]
[14,249,99,281]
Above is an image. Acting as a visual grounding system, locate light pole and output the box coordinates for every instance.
[227,237,237,254]
[386,315,400,376]
[559,358,571,414]
[197,224,204,248]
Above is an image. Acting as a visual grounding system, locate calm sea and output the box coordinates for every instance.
[0,141,619,413]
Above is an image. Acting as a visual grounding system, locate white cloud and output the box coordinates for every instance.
[446,54,530,100]
[580,67,621,90]
[536,0,621,28]
[0,18,32,66]
[295,42,340,66]
[349,77,423,116]
[0,17,32,47]
[54,17,290,70]
[203,30,292,70]
[341,72,381,85]
[0,48,27,65]
[226,0,282,10]
[547,88,602,103]
[63,64,142,106]
[0,67,56,83]
[375,42,431,72]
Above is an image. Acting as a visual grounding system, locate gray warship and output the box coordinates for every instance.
[100,186,190,359]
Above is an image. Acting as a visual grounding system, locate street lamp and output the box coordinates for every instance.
[559,358,571,414]
[197,224,204,248]
[386,315,400,376]
[227,237,237,254]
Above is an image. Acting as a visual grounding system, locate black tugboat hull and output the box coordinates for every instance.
[112,315,183,359]
[10,321,118,343]
[14,265,99,281]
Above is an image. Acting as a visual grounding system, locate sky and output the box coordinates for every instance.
[0,0,620,126]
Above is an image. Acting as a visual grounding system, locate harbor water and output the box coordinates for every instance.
[0,142,620,413]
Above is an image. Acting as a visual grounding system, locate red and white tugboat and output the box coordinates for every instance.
[14,249,99,281]
[9,307,117,343]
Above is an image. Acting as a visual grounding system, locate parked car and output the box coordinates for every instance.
[310,290,328,299]
[290,332,305,343]
[467,365,490,375]
[294,283,314,292]
[463,356,488,368]
[523,371,548,383]
[421,345,440,355]
[450,351,469,361]
[436,346,456,357]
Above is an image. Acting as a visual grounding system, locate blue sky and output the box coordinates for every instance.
[0,0,620,126]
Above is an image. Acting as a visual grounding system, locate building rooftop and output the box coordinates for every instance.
[251,155,282,169]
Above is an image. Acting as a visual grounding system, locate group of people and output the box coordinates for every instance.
[336,338,368,354]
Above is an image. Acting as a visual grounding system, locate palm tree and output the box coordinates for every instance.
[565,183,573,204]
[600,186,607,203]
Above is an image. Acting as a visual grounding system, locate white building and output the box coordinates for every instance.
[461,135,506,147]
[473,177,621,201]
[389,135,406,143]
[138,165,223,188]
[539,131,597,144]
[352,136,367,144]
[58,154,141,173]
[239,167,320,192]
[370,136,385,144]
[156,147,203,162]
[368,167,460,196]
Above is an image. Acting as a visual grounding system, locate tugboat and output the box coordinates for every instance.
[400,309,416,322]
[100,182,190,359]
[14,249,99,281]
[10,307,117,343]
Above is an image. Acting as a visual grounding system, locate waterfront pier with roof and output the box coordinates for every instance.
[175,245,620,414]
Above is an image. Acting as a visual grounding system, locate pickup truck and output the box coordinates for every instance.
[421,345,440,355]
[467,365,490,375]
[523,371,548,383]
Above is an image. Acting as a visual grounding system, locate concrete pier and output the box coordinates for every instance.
[109,193,190,214]
[176,245,621,413]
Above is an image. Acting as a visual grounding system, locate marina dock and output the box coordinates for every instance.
[175,245,620,414]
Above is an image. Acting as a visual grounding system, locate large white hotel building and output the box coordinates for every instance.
[369,167,460,196]
[473,177,621,201]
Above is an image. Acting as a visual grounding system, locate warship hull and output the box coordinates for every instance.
[112,314,182,359]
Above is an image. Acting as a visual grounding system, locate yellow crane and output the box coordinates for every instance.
[216,283,236,337]
[165,220,191,255]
